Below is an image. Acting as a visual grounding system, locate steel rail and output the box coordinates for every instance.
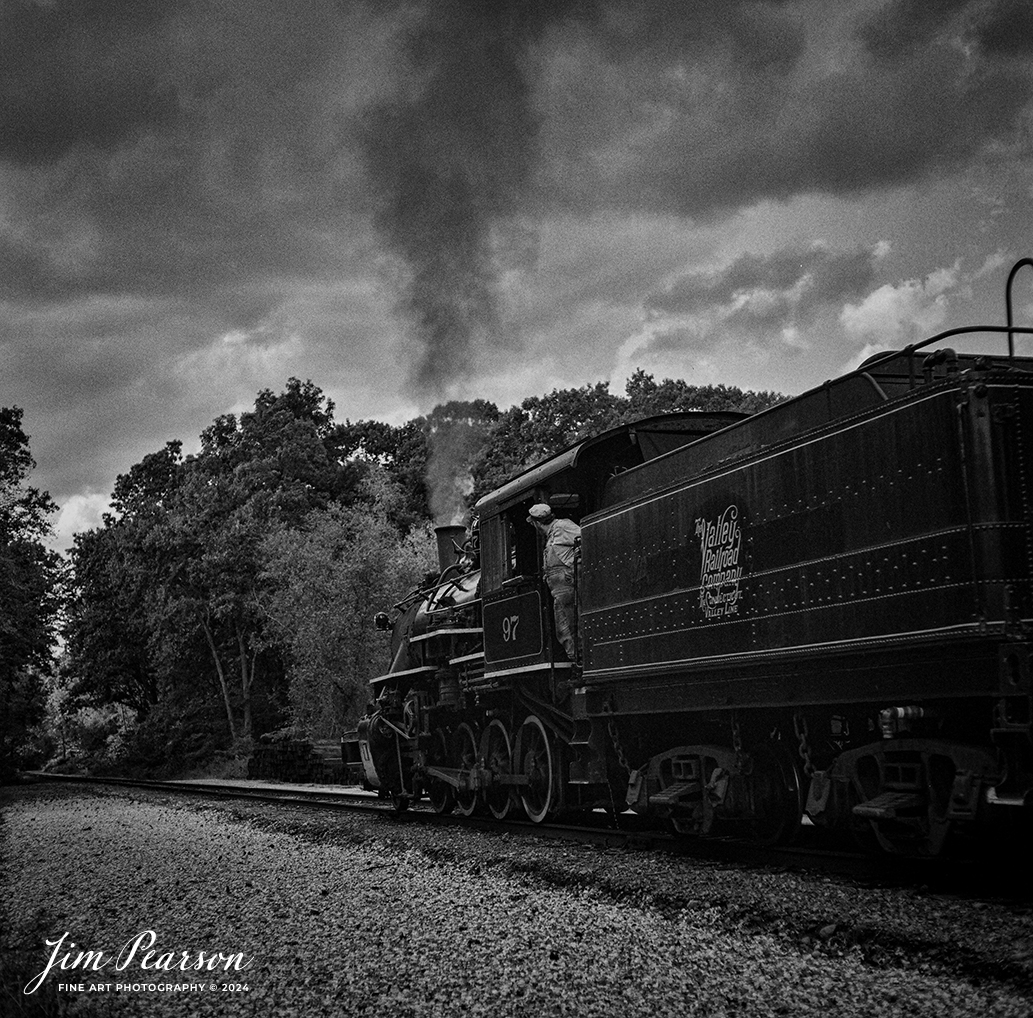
[27,772,1033,896]
[19,772,900,880]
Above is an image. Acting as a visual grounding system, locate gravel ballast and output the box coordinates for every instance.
[2,781,1032,1017]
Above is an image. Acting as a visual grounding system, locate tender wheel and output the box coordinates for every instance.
[480,719,514,820]
[748,745,803,846]
[453,723,479,817]
[516,715,554,823]
[425,728,454,815]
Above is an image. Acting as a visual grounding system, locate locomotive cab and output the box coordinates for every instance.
[478,499,579,684]
[475,413,746,692]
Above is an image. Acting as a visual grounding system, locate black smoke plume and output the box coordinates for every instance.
[358,1,584,401]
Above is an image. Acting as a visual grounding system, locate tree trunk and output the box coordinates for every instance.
[236,628,254,743]
[201,616,237,743]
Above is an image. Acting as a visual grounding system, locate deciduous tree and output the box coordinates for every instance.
[0,407,60,778]
[261,471,435,737]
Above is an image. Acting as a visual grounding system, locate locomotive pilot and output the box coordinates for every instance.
[527,503,581,664]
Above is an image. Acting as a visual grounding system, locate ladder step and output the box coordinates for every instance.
[852,790,924,819]
[649,782,698,807]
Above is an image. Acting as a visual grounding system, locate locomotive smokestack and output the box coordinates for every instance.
[434,524,466,575]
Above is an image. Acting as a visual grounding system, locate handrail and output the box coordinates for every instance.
[856,324,1033,390]
[852,257,1033,386]
[1006,258,1033,358]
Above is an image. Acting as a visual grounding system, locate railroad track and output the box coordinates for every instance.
[18,772,1008,890]
[21,770,665,848]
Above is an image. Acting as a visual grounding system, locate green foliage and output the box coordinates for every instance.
[64,379,347,763]
[335,416,431,525]
[110,440,183,518]
[133,704,222,777]
[261,471,436,737]
[0,669,51,777]
[623,368,782,417]
[0,407,60,780]
[65,523,162,716]
[66,440,183,718]
[197,377,355,523]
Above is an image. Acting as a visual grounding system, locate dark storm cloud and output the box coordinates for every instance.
[586,0,806,74]
[0,0,371,314]
[7,0,1027,401]
[538,0,1033,219]
[0,0,179,164]
[969,0,1033,57]
[4,0,1029,334]
[858,0,1033,62]
[856,0,973,61]
[640,326,705,356]
[0,0,399,519]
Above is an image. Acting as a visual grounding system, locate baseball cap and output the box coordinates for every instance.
[526,503,553,524]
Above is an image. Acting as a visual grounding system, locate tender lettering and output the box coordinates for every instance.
[694,505,744,620]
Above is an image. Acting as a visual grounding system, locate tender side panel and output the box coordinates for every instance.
[582,384,1020,688]
[977,382,1033,626]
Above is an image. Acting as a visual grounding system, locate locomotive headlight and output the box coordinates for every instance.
[374,611,392,631]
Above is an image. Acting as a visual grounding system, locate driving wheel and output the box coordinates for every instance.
[515,715,554,823]
[453,722,479,817]
[480,719,514,820]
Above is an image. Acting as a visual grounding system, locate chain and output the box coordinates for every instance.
[731,711,744,773]
[607,712,631,776]
[601,704,632,828]
[793,712,815,777]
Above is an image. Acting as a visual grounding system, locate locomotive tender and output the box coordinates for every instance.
[351,261,1033,856]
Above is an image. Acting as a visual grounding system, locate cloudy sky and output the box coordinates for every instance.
[2,0,1031,552]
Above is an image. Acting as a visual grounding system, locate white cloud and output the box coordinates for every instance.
[842,341,894,374]
[170,330,306,401]
[839,261,961,342]
[780,326,809,351]
[972,248,1010,281]
[50,492,111,555]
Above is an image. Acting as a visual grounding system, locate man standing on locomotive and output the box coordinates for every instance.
[527,503,581,664]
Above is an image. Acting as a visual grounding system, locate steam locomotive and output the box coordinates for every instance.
[348,260,1033,857]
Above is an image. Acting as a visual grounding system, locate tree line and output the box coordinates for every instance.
[1,372,780,779]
